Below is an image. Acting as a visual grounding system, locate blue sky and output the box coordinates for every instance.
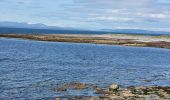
[0,0,170,31]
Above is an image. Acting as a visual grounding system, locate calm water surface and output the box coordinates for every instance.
[0,38,170,99]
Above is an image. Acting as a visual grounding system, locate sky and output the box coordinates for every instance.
[0,0,170,31]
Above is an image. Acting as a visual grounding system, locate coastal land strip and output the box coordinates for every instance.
[0,33,170,49]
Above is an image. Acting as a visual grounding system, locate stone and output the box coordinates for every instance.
[69,82,87,90]
[95,87,107,94]
[56,86,67,92]
[109,84,119,91]
[122,90,136,97]
[56,97,61,100]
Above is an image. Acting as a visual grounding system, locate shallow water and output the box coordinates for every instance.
[0,38,170,99]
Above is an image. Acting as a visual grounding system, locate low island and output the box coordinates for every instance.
[0,33,170,49]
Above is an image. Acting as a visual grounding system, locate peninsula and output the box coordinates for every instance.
[0,34,170,49]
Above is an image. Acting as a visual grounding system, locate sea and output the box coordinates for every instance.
[0,27,170,99]
[0,37,170,99]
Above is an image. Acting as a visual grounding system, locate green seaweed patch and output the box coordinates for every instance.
[131,86,170,97]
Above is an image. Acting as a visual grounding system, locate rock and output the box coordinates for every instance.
[69,82,87,90]
[109,84,119,91]
[55,83,170,99]
[122,90,136,97]
[56,82,88,91]
[56,86,67,92]
[56,97,61,100]
[145,94,161,100]
[95,87,108,94]
[95,87,103,93]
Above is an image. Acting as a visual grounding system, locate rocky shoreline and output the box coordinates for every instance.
[55,82,170,100]
[0,34,170,49]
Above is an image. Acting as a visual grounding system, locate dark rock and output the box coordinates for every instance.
[56,86,67,92]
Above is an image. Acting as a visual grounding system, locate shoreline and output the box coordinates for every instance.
[0,34,170,49]
[55,82,170,100]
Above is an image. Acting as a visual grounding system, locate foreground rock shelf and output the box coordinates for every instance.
[55,82,170,100]
[0,34,170,49]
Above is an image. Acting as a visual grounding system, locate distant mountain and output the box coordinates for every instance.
[101,29,170,35]
[0,21,170,35]
[0,21,75,30]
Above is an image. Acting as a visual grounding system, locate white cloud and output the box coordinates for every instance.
[92,16,135,22]
[1,0,170,31]
[136,12,170,19]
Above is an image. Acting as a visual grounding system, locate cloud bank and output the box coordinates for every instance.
[0,0,170,31]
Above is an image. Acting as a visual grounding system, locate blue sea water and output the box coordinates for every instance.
[0,27,168,36]
[0,27,106,35]
[0,38,170,99]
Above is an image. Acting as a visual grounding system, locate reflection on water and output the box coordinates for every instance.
[0,38,170,99]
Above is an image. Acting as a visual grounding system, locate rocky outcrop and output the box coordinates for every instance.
[54,82,91,92]
[55,82,170,100]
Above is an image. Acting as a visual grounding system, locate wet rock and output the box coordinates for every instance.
[67,82,88,90]
[56,86,67,92]
[55,82,88,92]
[145,94,161,100]
[153,86,170,94]
[95,87,112,95]
[56,96,103,100]
[55,97,61,100]
[95,87,103,94]
[55,82,170,100]
[109,84,119,91]
[122,89,136,97]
